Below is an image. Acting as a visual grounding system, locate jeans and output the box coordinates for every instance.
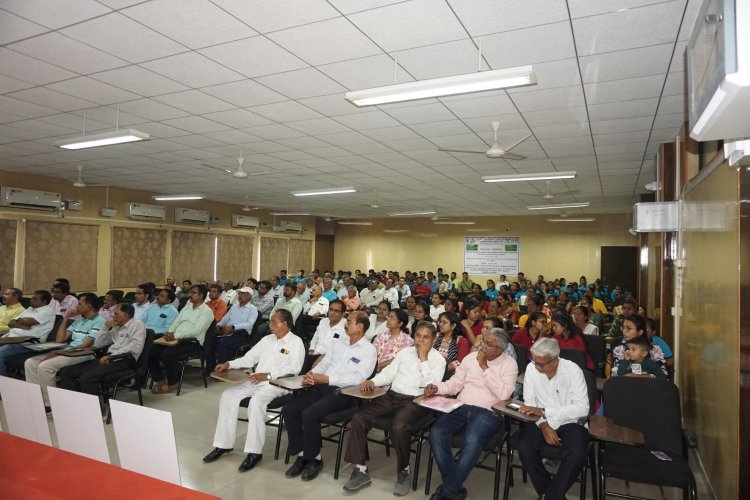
[428,404,504,497]
[0,343,34,376]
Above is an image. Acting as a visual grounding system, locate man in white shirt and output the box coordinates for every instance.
[359,280,384,311]
[203,309,304,473]
[395,277,411,308]
[0,290,55,376]
[132,283,154,321]
[382,279,399,309]
[498,274,510,290]
[517,337,590,500]
[282,311,376,482]
[306,299,347,370]
[296,280,310,305]
[343,321,446,496]
[270,276,283,299]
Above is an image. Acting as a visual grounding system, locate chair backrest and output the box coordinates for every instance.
[43,315,66,343]
[602,377,683,455]
[135,330,156,378]
[560,348,587,372]
[123,291,137,303]
[512,343,528,374]
[583,335,607,377]
[581,368,598,416]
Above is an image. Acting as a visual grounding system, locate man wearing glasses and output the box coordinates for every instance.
[424,327,517,500]
[517,337,589,500]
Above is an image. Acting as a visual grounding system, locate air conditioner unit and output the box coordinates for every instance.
[126,202,166,221]
[232,214,260,229]
[0,187,61,211]
[175,207,210,225]
[280,220,303,232]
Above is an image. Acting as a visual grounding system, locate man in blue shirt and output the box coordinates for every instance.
[143,288,179,336]
[25,292,104,410]
[204,287,258,373]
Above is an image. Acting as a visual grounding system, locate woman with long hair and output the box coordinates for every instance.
[429,293,445,321]
[610,314,667,376]
[496,292,519,325]
[572,305,599,336]
[460,299,483,346]
[551,312,594,371]
[511,311,549,350]
[434,311,470,374]
[409,300,433,337]
[372,308,413,372]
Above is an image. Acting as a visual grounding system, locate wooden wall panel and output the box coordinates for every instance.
[217,234,254,284]
[0,219,17,288]
[170,231,215,283]
[25,221,98,291]
[259,237,288,281]
[288,239,312,276]
[111,227,167,288]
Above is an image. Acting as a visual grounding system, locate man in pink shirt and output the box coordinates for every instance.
[424,327,518,500]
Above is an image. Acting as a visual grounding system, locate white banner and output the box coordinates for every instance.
[463,236,520,275]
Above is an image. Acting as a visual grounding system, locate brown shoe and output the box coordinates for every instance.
[153,383,178,394]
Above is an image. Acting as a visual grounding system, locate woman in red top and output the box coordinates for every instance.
[460,299,484,347]
[551,312,595,371]
[511,311,549,351]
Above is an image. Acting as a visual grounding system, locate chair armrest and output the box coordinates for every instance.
[108,353,135,363]
[588,415,645,445]
[177,337,201,346]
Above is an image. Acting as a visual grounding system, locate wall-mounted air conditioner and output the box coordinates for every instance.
[231,214,260,229]
[0,187,61,211]
[175,207,210,225]
[280,220,303,232]
[126,202,166,221]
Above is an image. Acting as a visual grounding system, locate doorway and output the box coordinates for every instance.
[600,246,638,295]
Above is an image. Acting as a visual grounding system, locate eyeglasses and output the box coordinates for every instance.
[531,358,556,369]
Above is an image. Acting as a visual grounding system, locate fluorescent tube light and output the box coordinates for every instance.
[338,221,373,226]
[388,210,436,217]
[291,187,355,197]
[527,202,590,210]
[270,212,310,216]
[482,171,577,183]
[55,128,150,150]
[346,65,536,106]
[547,218,596,222]
[383,229,409,233]
[433,221,476,225]
[153,194,204,201]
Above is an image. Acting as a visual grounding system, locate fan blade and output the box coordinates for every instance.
[504,133,532,152]
[517,192,544,197]
[202,162,232,174]
[501,152,527,160]
[552,189,580,197]
[245,170,279,177]
[438,148,486,154]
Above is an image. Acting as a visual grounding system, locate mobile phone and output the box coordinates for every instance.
[651,450,672,461]
[508,403,521,411]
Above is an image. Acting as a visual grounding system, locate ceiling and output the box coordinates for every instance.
[0,0,699,219]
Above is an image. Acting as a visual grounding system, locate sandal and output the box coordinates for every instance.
[153,384,178,394]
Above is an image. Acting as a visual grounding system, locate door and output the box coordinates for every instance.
[601,246,638,296]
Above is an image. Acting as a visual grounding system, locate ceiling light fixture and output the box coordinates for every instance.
[388,210,437,217]
[337,221,373,226]
[482,171,577,183]
[527,202,590,210]
[270,211,310,216]
[547,218,596,222]
[291,187,356,197]
[153,194,204,201]
[383,229,409,233]
[345,65,536,106]
[55,128,150,150]
[433,221,476,225]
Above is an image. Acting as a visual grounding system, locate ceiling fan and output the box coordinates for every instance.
[241,195,259,212]
[518,180,580,200]
[438,121,530,160]
[70,165,106,188]
[202,152,277,179]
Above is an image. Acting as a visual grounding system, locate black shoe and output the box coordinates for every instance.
[238,453,262,472]
[455,487,468,500]
[300,458,323,481]
[285,456,308,478]
[202,447,233,463]
[44,406,52,416]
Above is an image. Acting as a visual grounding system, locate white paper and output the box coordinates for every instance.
[0,376,52,445]
[110,400,181,485]
[48,387,110,463]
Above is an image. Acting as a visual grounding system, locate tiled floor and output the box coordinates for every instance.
[1,368,709,499]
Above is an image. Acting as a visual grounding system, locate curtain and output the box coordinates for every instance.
[170,231,215,283]
[25,221,98,291]
[217,234,254,284]
[259,236,289,280]
[288,239,313,276]
[0,219,17,289]
[111,227,167,288]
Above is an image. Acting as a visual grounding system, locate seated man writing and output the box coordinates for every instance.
[59,303,146,402]
[282,311,376,482]
[203,309,304,473]
[517,337,590,500]
[425,327,517,500]
[343,321,445,496]
[25,293,104,412]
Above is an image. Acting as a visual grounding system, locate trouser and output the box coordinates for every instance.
[0,343,34,376]
[148,342,201,385]
[517,422,590,500]
[59,358,135,395]
[24,353,90,405]
[344,391,430,472]
[282,384,353,459]
[428,404,504,497]
[204,329,249,373]
[212,381,289,454]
